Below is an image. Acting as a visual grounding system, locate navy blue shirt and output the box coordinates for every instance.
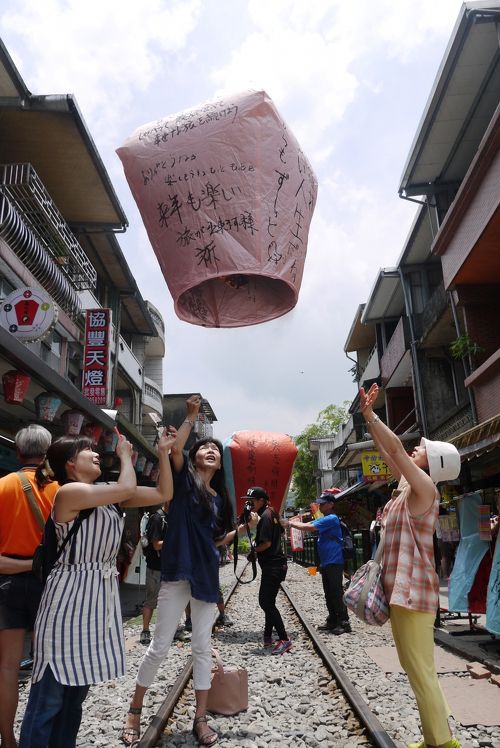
[161,460,222,602]
[312,513,343,566]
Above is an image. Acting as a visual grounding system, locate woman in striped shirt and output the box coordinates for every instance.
[360,383,461,748]
[19,428,176,748]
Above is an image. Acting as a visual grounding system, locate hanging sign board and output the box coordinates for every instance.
[82,309,112,406]
[361,450,391,483]
[0,287,58,342]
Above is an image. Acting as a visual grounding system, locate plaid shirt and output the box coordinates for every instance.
[381,481,439,613]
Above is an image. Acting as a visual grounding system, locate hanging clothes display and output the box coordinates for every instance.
[486,526,500,635]
[448,491,490,612]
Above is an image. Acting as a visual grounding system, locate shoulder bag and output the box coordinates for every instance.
[343,531,389,626]
[206,648,248,715]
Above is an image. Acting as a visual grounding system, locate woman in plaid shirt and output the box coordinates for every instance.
[360,383,461,748]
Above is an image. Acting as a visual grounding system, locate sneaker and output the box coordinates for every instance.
[215,613,232,627]
[139,629,151,645]
[341,621,352,633]
[317,623,336,631]
[271,639,292,655]
[184,618,192,632]
[174,627,186,641]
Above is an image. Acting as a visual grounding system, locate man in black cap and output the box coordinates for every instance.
[289,490,351,635]
[243,487,292,655]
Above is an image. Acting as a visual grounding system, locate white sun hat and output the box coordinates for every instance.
[420,437,461,483]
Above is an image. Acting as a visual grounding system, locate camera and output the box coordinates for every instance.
[240,500,253,524]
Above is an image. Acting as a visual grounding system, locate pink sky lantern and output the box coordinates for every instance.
[61,409,85,436]
[116,90,318,327]
[223,430,298,517]
[34,392,61,422]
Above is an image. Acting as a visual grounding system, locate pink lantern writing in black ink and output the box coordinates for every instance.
[61,410,85,436]
[117,90,318,328]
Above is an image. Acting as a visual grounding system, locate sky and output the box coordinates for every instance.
[0,0,467,442]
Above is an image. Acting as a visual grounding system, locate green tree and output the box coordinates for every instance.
[291,402,349,508]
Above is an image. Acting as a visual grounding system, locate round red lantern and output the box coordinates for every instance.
[61,409,85,435]
[34,392,62,422]
[2,370,31,404]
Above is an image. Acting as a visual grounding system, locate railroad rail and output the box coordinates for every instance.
[135,567,397,748]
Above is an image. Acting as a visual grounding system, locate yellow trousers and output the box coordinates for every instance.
[390,605,451,746]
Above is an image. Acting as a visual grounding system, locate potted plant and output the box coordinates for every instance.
[449,334,484,362]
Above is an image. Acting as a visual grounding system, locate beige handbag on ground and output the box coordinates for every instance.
[206,648,248,715]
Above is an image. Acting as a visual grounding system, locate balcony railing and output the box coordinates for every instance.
[1,163,97,291]
[420,281,448,339]
[381,317,408,386]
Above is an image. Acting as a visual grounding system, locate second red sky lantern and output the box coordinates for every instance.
[223,430,298,517]
[116,90,318,328]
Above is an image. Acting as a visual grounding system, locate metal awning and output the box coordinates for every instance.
[334,480,367,500]
[399,2,500,197]
[361,269,404,324]
[334,432,421,470]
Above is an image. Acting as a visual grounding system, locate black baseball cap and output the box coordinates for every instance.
[241,486,269,501]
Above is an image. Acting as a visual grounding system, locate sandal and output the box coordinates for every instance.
[192,715,218,746]
[120,706,142,746]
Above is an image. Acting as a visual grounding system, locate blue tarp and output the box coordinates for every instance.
[448,492,489,612]
[486,532,500,635]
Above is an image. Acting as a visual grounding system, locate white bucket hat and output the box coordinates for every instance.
[420,437,461,483]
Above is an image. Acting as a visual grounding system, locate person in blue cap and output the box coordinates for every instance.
[289,489,351,635]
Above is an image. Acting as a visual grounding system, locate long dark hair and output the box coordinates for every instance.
[188,438,234,536]
[37,435,95,486]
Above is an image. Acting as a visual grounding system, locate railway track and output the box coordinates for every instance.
[135,566,397,748]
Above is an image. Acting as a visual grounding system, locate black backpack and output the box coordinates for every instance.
[32,508,95,585]
[142,510,167,564]
[332,519,355,560]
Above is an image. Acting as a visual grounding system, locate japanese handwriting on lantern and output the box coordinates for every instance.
[267,215,277,238]
[279,132,288,164]
[267,241,283,265]
[195,241,220,269]
[273,170,289,218]
[157,195,183,228]
[290,206,304,244]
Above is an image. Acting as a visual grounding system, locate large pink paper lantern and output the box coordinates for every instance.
[116,90,318,327]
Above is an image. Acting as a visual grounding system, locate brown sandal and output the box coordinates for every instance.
[120,706,142,746]
[192,715,218,746]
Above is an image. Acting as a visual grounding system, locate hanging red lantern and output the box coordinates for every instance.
[82,422,104,445]
[34,392,62,422]
[61,409,85,435]
[2,370,31,404]
[117,89,318,328]
[114,396,123,408]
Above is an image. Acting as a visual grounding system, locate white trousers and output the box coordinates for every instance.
[136,580,216,691]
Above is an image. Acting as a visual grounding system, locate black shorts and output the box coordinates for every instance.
[0,572,43,631]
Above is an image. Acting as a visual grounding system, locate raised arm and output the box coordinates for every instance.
[123,429,176,508]
[54,434,136,522]
[288,517,317,533]
[170,394,201,473]
[360,384,435,513]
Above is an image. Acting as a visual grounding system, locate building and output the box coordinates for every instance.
[334,1,500,503]
[0,38,165,477]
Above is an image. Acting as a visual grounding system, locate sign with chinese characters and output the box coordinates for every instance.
[223,431,298,517]
[290,521,304,552]
[361,450,391,483]
[0,287,58,342]
[117,90,318,328]
[82,309,112,406]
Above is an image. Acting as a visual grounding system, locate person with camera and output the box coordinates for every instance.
[140,503,168,645]
[289,490,351,635]
[244,487,292,655]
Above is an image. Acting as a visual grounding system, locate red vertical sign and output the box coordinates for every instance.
[82,309,112,406]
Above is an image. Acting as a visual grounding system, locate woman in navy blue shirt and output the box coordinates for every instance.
[122,396,256,747]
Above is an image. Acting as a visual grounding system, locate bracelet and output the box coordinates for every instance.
[365,415,380,425]
[184,418,195,426]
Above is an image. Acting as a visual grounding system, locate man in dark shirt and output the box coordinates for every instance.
[140,505,167,645]
[244,487,291,655]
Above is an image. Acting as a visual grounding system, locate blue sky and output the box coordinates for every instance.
[0,0,466,441]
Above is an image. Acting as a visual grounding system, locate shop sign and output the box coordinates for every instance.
[361,450,391,483]
[0,287,58,342]
[82,309,111,406]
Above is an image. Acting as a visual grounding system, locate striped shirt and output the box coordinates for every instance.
[32,502,125,686]
[381,481,439,613]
